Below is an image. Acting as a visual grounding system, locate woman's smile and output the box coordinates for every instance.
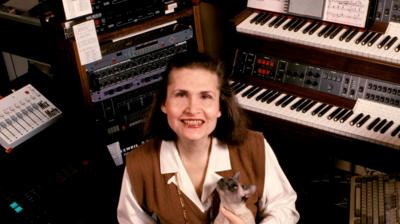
[181,119,204,128]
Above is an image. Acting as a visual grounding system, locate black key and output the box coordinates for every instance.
[255,89,269,101]
[260,14,274,25]
[355,31,369,44]
[312,103,327,115]
[318,24,332,37]
[329,26,343,39]
[380,120,393,134]
[281,95,297,108]
[395,43,400,52]
[367,117,381,130]
[250,13,265,24]
[391,125,400,136]
[373,119,387,132]
[339,110,354,123]
[289,18,303,31]
[274,16,287,28]
[293,19,307,32]
[254,13,268,24]
[361,32,376,45]
[266,92,281,104]
[356,114,370,127]
[247,87,262,98]
[334,108,349,121]
[269,15,284,27]
[275,94,292,106]
[290,98,307,110]
[350,113,364,126]
[232,82,246,91]
[232,82,245,92]
[235,84,249,94]
[261,90,277,102]
[303,21,317,34]
[302,101,317,113]
[323,25,338,38]
[309,22,322,35]
[339,28,353,41]
[318,105,333,117]
[241,86,258,97]
[327,107,342,120]
[345,29,359,42]
[260,90,276,102]
[377,35,391,48]
[367,33,382,46]
[283,17,298,30]
[384,36,398,50]
[296,99,312,112]
[234,83,248,94]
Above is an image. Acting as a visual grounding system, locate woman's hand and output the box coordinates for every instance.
[219,206,245,224]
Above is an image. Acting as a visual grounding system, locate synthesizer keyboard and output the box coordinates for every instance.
[236,11,400,65]
[0,84,62,152]
[232,81,400,150]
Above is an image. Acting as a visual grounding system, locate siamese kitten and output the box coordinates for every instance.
[214,172,256,224]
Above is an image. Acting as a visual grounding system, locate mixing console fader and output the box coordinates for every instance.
[0,84,62,151]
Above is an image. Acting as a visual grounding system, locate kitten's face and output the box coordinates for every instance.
[216,172,256,205]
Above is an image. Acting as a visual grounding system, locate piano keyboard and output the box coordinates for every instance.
[231,81,400,150]
[236,12,400,65]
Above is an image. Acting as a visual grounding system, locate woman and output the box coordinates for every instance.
[117,52,299,223]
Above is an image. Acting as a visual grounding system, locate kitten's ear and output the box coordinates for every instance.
[233,171,240,181]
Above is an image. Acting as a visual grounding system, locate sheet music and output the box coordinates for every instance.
[323,0,369,27]
[247,0,288,13]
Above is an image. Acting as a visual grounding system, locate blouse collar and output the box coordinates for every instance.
[159,138,231,212]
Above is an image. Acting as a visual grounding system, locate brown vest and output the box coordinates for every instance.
[125,130,265,224]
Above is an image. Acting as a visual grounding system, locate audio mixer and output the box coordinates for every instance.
[0,84,62,152]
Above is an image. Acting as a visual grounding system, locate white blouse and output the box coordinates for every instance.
[117,138,300,224]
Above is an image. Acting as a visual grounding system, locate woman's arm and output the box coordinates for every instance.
[258,139,300,224]
[117,168,156,224]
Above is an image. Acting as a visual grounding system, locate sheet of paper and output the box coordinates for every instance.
[62,0,92,20]
[247,0,288,13]
[72,20,101,66]
[323,0,369,27]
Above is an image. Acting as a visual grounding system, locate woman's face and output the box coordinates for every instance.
[161,67,221,143]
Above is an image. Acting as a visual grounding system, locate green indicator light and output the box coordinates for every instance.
[14,206,23,213]
[9,201,19,209]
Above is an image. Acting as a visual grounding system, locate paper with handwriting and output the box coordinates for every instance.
[73,20,102,65]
